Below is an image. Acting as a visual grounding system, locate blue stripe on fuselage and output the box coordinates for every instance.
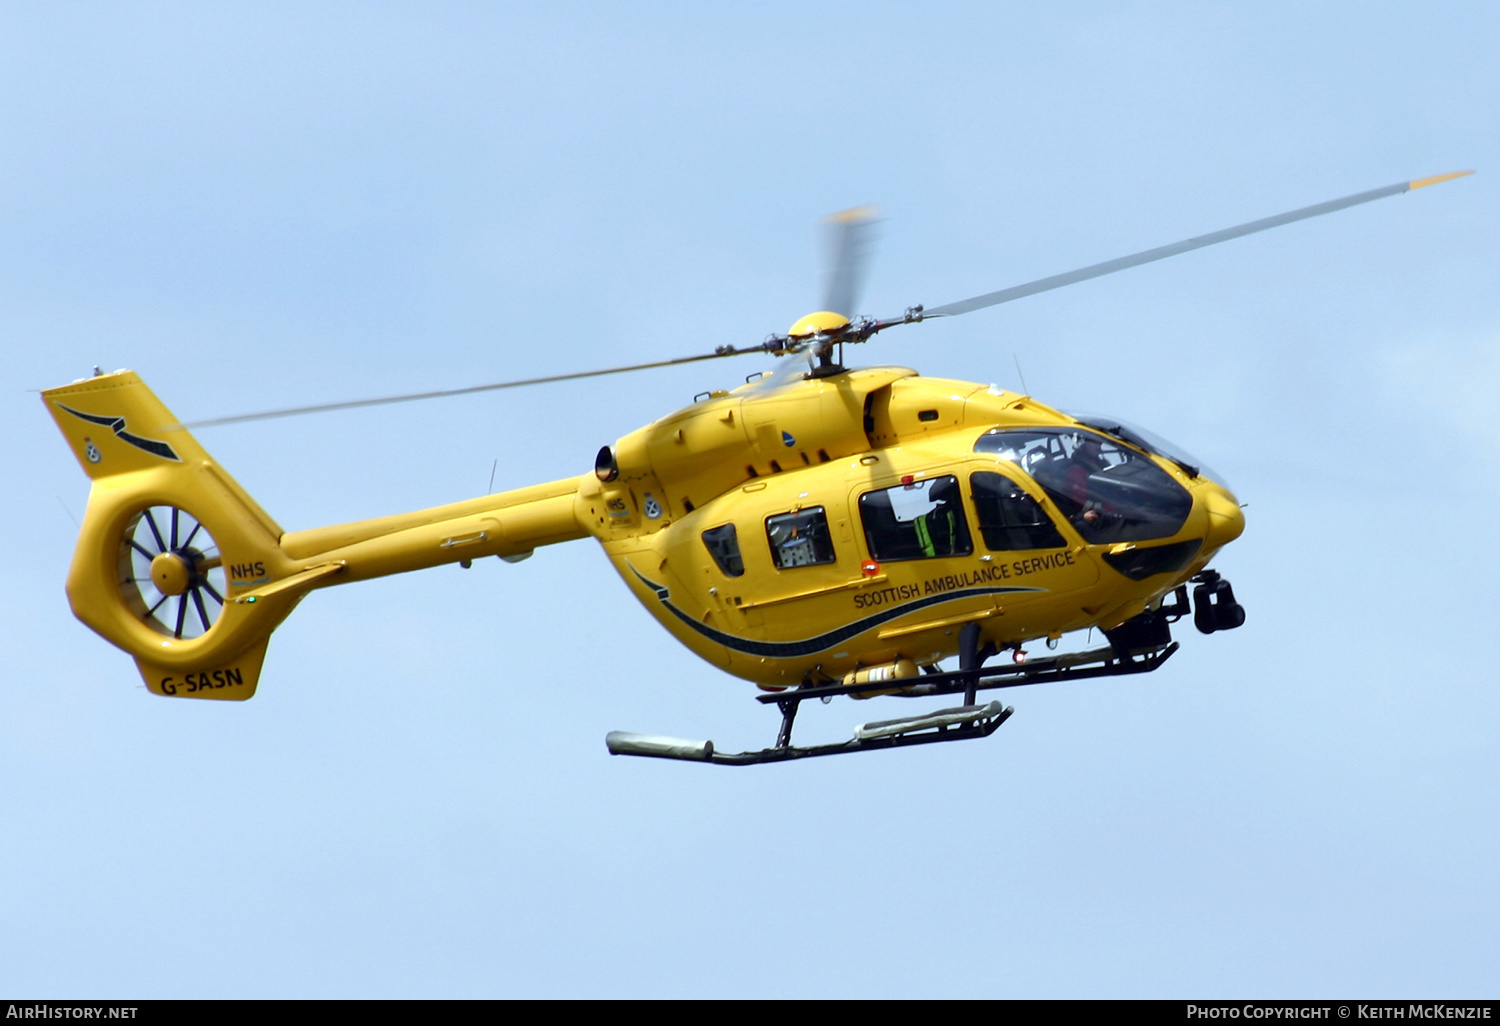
[628,565,1041,659]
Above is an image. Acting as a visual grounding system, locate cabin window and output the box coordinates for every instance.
[858,476,972,561]
[765,508,836,569]
[969,472,1067,551]
[701,524,744,577]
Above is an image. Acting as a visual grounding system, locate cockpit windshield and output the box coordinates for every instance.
[974,427,1192,544]
[1070,413,1226,489]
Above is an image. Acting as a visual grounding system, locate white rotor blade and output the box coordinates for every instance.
[822,206,881,317]
[920,171,1473,319]
[177,348,762,429]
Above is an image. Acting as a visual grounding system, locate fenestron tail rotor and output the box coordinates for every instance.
[119,506,226,640]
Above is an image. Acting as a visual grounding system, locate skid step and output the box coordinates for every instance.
[855,701,1006,740]
[606,701,1012,767]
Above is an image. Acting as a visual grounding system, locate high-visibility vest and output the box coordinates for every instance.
[914,509,955,557]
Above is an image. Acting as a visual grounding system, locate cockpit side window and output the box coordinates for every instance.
[765,508,836,569]
[969,471,1066,551]
[858,475,973,561]
[701,523,745,577]
[974,427,1192,544]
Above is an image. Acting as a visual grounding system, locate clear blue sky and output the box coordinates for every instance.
[3,1,1496,997]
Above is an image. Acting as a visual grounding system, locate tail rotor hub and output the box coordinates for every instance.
[121,506,227,640]
[149,552,192,596]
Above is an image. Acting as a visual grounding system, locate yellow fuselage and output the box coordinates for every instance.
[43,366,1241,698]
[575,367,1242,689]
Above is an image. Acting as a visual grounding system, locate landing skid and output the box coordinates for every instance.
[607,701,1012,766]
[605,639,1177,767]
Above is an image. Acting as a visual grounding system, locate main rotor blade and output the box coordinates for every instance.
[920,171,1473,320]
[822,205,881,317]
[178,348,760,429]
[745,341,818,397]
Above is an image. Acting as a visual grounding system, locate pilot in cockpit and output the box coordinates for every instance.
[1064,435,1110,528]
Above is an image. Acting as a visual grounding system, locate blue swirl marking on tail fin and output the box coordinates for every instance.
[57,404,181,462]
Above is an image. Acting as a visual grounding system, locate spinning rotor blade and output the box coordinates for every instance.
[179,346,769,429]
[918,171,1473,320]
[746,340,820,395]
[181,172,1471,430]
[822,205,881,317]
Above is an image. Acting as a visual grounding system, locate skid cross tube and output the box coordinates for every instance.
[758,642,1179,707]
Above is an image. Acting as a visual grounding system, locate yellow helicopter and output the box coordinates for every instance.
[42,171,1470,765]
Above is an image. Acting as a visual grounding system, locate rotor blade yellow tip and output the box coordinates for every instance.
[826,205,880,224]
[1409,170,1475,191]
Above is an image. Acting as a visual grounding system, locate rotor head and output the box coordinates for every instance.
[787,311,852,339]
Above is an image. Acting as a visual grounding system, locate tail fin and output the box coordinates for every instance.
[45,370,589,700]
[44,370,298,700]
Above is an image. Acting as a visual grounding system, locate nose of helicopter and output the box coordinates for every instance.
[1200,483,1245,554]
